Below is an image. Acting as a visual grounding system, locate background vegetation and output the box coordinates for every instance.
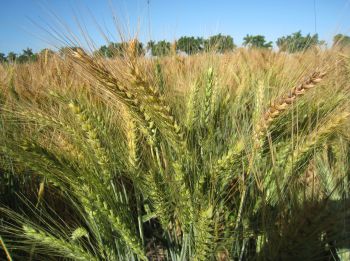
[1,32,350,63]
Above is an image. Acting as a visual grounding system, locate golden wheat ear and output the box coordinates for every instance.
[254,70,327,147]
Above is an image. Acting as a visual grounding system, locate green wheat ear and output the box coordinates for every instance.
[203,67,214,125]
[267,111,350,205]
[285,111,350,174]
[193,204,214,261]
[186,80,201,130]
[23,225,97,261]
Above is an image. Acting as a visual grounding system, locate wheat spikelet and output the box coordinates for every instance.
[22,225,97,261]
[70,49,138,108]
[77,185,113,244]
[68,101,110,178]
[1,140,71,191]
[77,184,144,260]
[121,107,141,173]
[19,109,63,127]
[68,101,113,189]
[128,39,138,60]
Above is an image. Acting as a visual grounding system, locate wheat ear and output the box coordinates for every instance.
[193,205,214,261]
[186,80,201,130]
[96,199,147,261]
[204,67,214,125]
[70,48,157,146]
[173,162,194,232]
[255,71,327,146]
[78,184,146,260]
[286,111,350,175]
[68,101,111,182]
[23,225,97,261]
[125,40,186,152]
[125,115,140,172]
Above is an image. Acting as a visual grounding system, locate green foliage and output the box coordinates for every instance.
[176,36,204,54]
[95,41,145,58]
[39,48,55,56]
[6,52,16,63]
[243,34,272,49]
[204,34,236,53]
[4,32,344,61]
[94,45,113,58]
[147,40,171,56]
[16,48,38,63]
[333,34,350,48]
[0,53,6,63]
[276,31,320,52]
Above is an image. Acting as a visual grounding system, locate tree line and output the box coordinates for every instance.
[1,32,350,63]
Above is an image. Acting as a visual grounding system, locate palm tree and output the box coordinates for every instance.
[23,48,33,58]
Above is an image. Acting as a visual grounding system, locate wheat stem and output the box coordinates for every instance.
[0,236,12,261]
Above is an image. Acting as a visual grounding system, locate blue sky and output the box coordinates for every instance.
[0,0,350,54]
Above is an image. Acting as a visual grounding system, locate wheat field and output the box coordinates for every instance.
[0,43,350,260]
